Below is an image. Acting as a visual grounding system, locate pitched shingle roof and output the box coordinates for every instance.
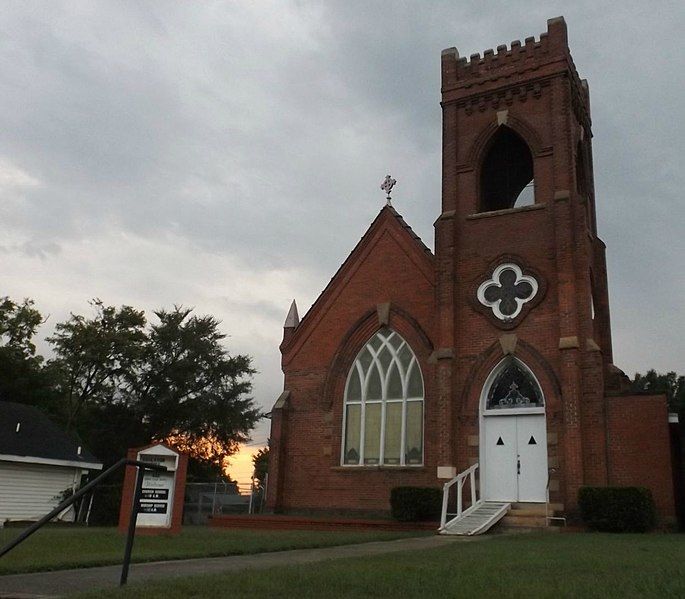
[0,401,101,468]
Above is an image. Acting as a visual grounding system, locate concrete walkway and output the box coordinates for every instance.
[0,534,477,598]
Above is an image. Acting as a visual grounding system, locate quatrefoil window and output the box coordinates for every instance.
[477,263,538,321]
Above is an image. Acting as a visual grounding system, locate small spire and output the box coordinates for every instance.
[380,174,396,206]
[284,299,299,328]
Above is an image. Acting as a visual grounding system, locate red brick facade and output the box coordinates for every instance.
[266,17,676,522]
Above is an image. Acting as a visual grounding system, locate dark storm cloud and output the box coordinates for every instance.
[1,1,683,437]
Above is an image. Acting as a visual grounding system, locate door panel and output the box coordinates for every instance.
[516,415,548,501]
[481,414,547,502]
[483,416,517,501]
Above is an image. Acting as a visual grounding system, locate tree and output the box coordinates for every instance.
[0,296,56,410]
[164,433,238,482]
[133,307,261,462]
[47,299,147,430]
[252,446,269,489]
[47,301,261,473]
[630,369,685,414]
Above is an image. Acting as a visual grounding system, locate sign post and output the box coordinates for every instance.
[118,443,188,535]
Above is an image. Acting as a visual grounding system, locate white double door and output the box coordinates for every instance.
[482,414,547,502]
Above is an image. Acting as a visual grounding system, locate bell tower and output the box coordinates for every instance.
[435,17,615,509]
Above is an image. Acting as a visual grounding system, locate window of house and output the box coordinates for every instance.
[480,126,535,212]
[342,327,424,466]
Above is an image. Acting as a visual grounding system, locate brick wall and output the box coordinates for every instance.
[266,18,676,521]
[267,208,438,513]
[606,394,675,519]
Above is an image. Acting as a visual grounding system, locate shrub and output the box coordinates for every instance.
[87,484,123,526]
[390,486,442,522]
[578,486,656,532]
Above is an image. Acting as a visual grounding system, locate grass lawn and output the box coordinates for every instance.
[0,526,425,575]
[77,533,685,598]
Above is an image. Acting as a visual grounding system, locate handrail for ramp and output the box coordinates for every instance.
[0,457,167,586]
[439,463,479,530]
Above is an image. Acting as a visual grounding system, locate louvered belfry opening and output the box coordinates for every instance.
[480,126,534,212]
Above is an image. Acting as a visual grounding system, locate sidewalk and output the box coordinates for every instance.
[0,534,476,598]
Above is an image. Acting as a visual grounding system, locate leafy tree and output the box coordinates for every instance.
[47,302,261,473]
[0,296,43,355]
[77,403,148,468]
[132,306,260,456]
[0,296,56,410]
[47,300,146,430]
[630,369,685,414]
[164,434,238,483]
[252,446,269,489]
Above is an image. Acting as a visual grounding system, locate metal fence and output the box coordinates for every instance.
[183,482,266,524]
[21,479,267,527]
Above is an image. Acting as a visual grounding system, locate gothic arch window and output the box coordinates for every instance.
[483,357,544,413]
[480,126,535,212]
[342,327,424,466]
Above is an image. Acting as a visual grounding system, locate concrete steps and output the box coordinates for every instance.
[497,502,565,532]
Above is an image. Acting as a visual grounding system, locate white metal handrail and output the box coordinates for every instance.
[440,463,479,529]
[545,467,566,526]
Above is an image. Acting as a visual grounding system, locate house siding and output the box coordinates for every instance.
[0,461,81,522]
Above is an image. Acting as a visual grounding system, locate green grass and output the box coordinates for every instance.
[77,533,685,598]
[0,526,424,575]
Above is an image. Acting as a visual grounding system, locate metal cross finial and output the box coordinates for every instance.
[380,174,396,205]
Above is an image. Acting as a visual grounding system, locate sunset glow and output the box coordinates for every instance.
[227,444,266,489]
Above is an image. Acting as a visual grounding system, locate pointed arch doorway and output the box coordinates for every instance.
[479,357,548,502]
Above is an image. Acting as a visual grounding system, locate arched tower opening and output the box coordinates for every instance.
[480,126,535,212]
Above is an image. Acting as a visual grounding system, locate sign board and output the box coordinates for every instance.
[141,489,169,500]
[136,445,179,529]
[118,442,188,535]
[139,502,168,514]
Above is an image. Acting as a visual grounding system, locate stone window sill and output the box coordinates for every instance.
[467,203,546,220]
[331,466,426,473]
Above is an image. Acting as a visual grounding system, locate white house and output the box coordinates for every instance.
[0,401,102,523]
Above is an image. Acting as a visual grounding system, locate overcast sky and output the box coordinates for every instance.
[1,1,683,447]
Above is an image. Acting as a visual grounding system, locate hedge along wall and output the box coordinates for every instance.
[578,487,656,532]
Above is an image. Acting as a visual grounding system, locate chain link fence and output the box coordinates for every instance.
[49,477,268,527]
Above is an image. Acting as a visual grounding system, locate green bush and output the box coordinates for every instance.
[578,486,656,532]
[390,486,442,522]
[88,484,123,526]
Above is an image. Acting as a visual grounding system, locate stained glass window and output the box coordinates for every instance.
[485,357,543,411]
[343,327,424,466]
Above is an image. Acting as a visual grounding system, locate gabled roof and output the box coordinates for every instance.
[384,205,433,258]
[281,205,434,356]
[0,401,102,469]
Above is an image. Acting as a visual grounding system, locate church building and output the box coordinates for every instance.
[266,17,677,527]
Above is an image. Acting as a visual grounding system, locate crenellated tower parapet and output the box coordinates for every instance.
[440,17,590,131]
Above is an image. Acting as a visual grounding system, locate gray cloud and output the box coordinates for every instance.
[1,1,683,447]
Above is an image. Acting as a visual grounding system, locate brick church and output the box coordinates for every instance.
[266,17,677,525]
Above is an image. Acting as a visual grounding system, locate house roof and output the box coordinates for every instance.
[0,401,102,469]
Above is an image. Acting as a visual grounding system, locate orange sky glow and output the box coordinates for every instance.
[226,444,267,489]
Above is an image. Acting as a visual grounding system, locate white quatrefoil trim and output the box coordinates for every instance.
[477,263,538,321]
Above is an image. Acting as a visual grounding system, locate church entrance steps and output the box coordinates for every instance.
[209,514,436,532]
[439,501,510,536]
[500,513,548,527]
[500,502,563,529]
[509,502,548,513]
